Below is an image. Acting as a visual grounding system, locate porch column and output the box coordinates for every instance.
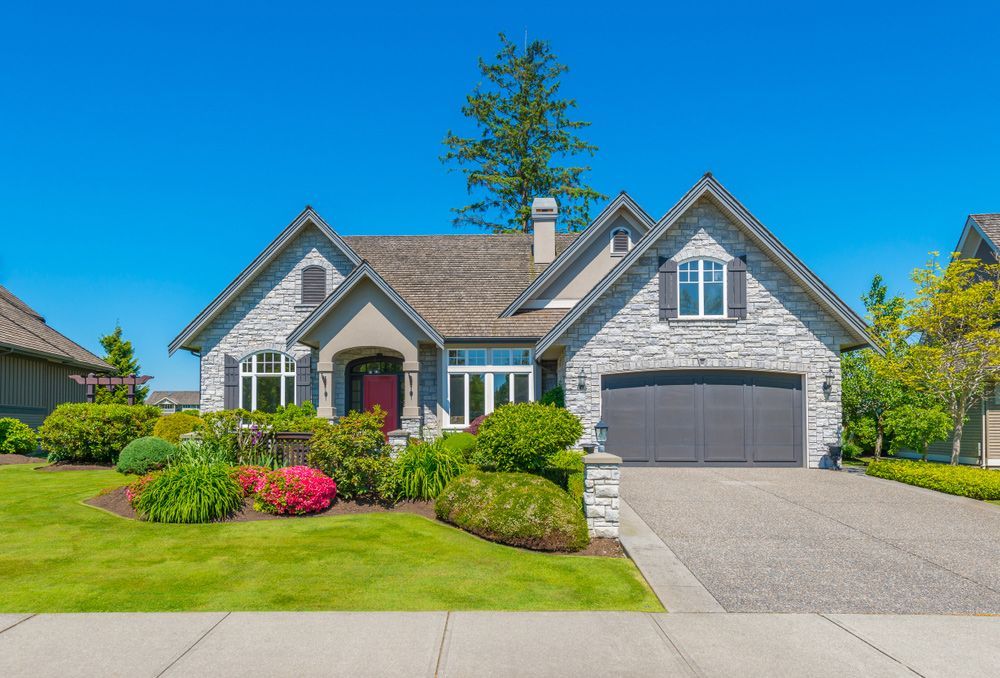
[402,360,420,418]
[317,361,335,419]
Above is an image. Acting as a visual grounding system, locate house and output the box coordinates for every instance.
[169,175,874,468]
[146,391,200,414]
[0,284,113,428]
[913,213,1000,467]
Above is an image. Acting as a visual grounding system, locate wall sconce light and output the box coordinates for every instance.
[823,369,834,397]
[577,372,586,391]
[595,419,608,453]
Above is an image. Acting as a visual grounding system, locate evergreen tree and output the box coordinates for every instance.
[95,325,148,404]
[442,33,605,232]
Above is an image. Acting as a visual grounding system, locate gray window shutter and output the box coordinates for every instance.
[659,259,678,320]
[301,266,327,305]
[224,355,239,409]
[295,355,312,405]
[728,256,747,319]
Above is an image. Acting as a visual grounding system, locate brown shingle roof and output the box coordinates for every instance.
[342,233,579,338]
[971,214,1000,245]
[147,391,200,406]
[0,284,112,372]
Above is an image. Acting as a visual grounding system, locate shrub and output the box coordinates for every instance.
[271,402,328,433]
[842,440,862,461]
[389,440,466,500]
[440,432,477,461]
[436,471,589,551]
[539,385,565,408]
[173,438,237,466]
[39,403,160,463]
[152,413,202,444]
[0,417,37,455]
[200,409,274,465]
[234,465,270,496]
[884,405,953,460]
[253,466,337,515]
[464,414,487,435]
[134,463,243,523]
[867,459,1000,501]
[307,407,394,500]
[474,403,583,473]
[116,436,176,474]
[541,449,585,503]
[125,473,156,507]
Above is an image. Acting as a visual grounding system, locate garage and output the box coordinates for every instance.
[601,370,803,466]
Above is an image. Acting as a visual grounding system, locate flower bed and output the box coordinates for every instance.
[253,466,337,515]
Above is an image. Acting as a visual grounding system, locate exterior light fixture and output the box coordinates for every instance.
[595,419,608,453]
[823,369,834,397]
[577,372,586,391]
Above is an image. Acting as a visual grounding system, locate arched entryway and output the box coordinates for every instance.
[345,355,403,433]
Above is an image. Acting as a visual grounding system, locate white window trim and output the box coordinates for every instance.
[444,347,535,428]
[610,227,631,256]
[239,351,296,411]
[677,258,727,319]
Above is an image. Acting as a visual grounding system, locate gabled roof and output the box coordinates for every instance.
[147,390,200,406]
[957,214,1000,256]
[168,207,362,355]
[0,284,112,372]
[536,174,877,355]
[287,261,445,349]
[500,192,655,317]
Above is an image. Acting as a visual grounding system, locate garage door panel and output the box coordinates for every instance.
[701,378,748,462]
[651,375,698,462]
[602,375,648,463]
[752,375,802,463]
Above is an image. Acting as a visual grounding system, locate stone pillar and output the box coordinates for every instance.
[316,361,335,419]
[583,452,622,538]
[387,429,409,456]
[401,360,420,437]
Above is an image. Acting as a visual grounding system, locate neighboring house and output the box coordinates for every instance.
[0,284,113,428]
[146,391,200,414]
[169,175,874,468]
[912,213,1000,467]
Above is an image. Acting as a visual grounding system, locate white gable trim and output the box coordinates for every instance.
[536,174,877,356]
[286,261,445,350]
[956,216,998,257]
[168,207,362,355]
[500,193,655,318]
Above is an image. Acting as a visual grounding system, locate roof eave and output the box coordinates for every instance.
[0,343,114,373]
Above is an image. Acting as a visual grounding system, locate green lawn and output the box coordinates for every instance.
[0,464,661,612]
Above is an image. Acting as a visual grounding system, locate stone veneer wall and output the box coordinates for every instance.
[196,225,354,412]
[418,343,440,439]
[560,197,850,468]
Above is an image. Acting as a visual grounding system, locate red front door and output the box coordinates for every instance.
[362,374,399,434]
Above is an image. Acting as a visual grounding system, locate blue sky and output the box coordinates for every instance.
[2,1,998,390]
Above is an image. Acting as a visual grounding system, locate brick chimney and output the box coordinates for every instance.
[532,197,558,265]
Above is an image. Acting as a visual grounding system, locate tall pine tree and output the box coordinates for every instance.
[442,33,605,232]
[95,325,149,404]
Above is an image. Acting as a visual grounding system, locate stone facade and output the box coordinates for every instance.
[560,197,849,468]
[195,224,354,412]
[583,453,621,538]
[418,343,440,439]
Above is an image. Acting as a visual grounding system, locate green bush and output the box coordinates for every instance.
[867,459,1000,500]
[842,440,862,461]
[0,417,37,455]
[440,432,477,461]
[116,436,176,474]
[474,403,583,473]
[200,409,273,465]
[436,471,589,551]
[134,463,244,523]
[271,402,328,433]
[172,438,237,466]
[152,413,202,444]
[539,385,565,408]
[541,449,585,503]
[39,403,160,463]
[389,440,466,500]
[307,407,394,500]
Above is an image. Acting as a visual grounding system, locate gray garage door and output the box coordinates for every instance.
[602,370,803,466]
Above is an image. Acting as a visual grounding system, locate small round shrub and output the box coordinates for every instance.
[436,471,589,551]
[440,432,477,461]
[152,413,202,444]
[116,436,176,474]
[0,417,37,455]
[134,463,243,523]
[253,466,337,515]
[389,439,466,500]
[474,403,583,473]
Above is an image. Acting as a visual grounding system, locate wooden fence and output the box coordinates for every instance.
[273,432,313,467]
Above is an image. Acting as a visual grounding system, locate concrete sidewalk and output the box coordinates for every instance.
[2,611,999,677]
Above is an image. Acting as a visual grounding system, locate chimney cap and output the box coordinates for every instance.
[531,196,559,217]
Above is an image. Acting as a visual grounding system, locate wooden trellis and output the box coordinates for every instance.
[68,373,154,405]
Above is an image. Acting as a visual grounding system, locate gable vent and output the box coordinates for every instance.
[301,266,327,305]
[612,229,630,254]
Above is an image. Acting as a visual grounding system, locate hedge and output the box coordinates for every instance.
[152,413,202,444]
[867,459,1000,501]
[0,417,37,455]
[39,403,160,463]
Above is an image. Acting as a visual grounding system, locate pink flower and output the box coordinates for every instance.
[252,466,337,515]
[234,465,270,496]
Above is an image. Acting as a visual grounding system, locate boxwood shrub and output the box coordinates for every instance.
[116,436,176,474]
[867,459,1000,501]
[435,471,589,551]
[307,408,394,500]
[440,432,477,461]
[39,403,160,463]
[152,412,202,444]
[474,403,583,473]
[134,463,243,523]
[0,417,37,455]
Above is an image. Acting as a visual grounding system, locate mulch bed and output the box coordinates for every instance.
[0,454,47,465]
[84,487,624,557]
[37,462,115,472]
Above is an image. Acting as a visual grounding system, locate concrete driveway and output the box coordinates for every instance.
[621,467,1000,613]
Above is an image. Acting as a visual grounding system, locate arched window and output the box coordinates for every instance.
[240,351,296,413]
[301,266,327,305]
[611,228,631,255]
[678,259,726,317]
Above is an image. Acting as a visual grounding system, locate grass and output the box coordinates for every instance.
[0,464,661,612]
[867,458,1000,501]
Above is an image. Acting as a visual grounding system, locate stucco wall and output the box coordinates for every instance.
[559,197,849,468]
[195,224,354,411]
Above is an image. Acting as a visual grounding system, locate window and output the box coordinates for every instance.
[301,266,326,305]
[611,228,630,255]
[240,351,296,413]
[678,259,725,317]
[447,348,534,426]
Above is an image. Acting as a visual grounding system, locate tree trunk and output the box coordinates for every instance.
[951,416,964,466]
[874,420,884,460]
